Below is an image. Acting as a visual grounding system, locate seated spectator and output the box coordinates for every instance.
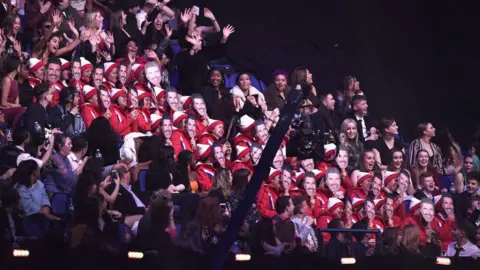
[13,160,60,221]
[273,196,294,222]
[196,197,224,252]
[45,134,76,195]
[0,188,28,250]
[414,172,440,200]
[410,149,440,189]
[350,221,373,257]
[49,86,86,136]
[68,134,89,176]
[290,195,318,252]
[0,128,53,176]
[1,56,26,131]
[24,83,53,136]
[105,165,144,228]
[381,227,401,256]
[324,218,349,260]
[339,118,364,172]
[445,218,480,257]
[147,145,186,192]
[454,155,474,194]
[454,172,479,219]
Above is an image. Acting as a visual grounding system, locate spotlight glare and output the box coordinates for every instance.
[436,257,451,266]
[235,254,251,261]
[13,249,30,257]
[341,257,356,265]
[128,251,144,259]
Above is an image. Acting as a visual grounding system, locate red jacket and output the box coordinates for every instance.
[347,187,368,201]
[171,129,193,160]
[315,161,333,179]
[134,108,151,133]
[69,79,86,105]
[375,216,402,232]
[102,81,116,93]
[81,104,100,129]
[402,214,441,245]
[49,81,63,108]
[195,163,216,191]
[109,105,132,137]
[289,189,328,219]
[434,213,455,253]
[317,214,334,243]
[195,117,207,136]
[256,184,280,218]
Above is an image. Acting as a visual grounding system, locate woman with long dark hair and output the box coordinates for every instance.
[227,169,260,226]
[1,56,26,131]
[13,160,60,220]
[85,117,121,166]
[290,66,319,106]
[372,117,404,169]
[147,145,185,192]
[410,149,440,189]
[433,129,463,176]
[264,69,290,111]
[2,14,25,58]
[200,68,234,121]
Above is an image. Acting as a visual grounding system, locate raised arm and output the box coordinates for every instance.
[156,0,175,19]
[196,8,221,38]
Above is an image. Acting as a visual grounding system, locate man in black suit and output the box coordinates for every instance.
[346,95,377,143]
[106,167,146,218]
[310,93,341,143]
[454,172,479,221]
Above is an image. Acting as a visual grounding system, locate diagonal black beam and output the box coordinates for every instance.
[210,86,305,270]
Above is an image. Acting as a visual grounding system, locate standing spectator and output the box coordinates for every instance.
[339,118,364,172]
[290,66,319,107]
[1,56,26,131]
[290,195,318,252]
[407,122,444,174]
[2,14,26,58]
[199,69,234,122]
[26,0,54,41]
[176,24,235,95]
[372,117,404,168]
[454,155,474,194]
[347,95,376,143]
[264,69,290,111]
[45,133,76,195]
[227,169,260,226]
[85,117,120,166]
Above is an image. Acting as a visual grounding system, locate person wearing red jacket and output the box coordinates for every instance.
[101,62,118,93]
[402,198,441,245]
[376,195,402,231]
[44,58,63,108]
[27,58,45,89]
[191,93,209,135]
[256,169,283,218]
[433,193,456,253]
[212,142,231,169]
[80,85,100,128]
[293,171,328,219]
[171,124,193,160]
[109,88,136,137]
[134,88,153,133]
[317,197,344,243]
[347,171,373,201]
[195,143,216,191]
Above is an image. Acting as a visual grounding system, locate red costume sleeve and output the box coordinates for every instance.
[171,131,193,161]
[317,215,331,243]
[256,186,278,219]
[136,111,151,133]
[109,107,132,137]
[81,106,97,129]
[437,218,454,252]
[195,167,214,191]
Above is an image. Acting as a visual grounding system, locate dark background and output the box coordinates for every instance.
[177,0,480,146]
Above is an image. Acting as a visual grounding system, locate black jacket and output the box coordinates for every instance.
[25,102,50,136]
[0,145,24,175]
[345,111,373,143]
[107,184,145,216]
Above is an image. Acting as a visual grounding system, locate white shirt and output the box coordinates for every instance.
[15,146,44,168]
[355,115,367,139]
[121,184,145,208]
[136,9,147,30]
[445,241,480,257]
[68,152,83,172]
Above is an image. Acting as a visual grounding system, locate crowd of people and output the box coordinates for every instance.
[0,0,480,265]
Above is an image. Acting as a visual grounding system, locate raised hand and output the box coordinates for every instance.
[203,8,216,21]
[164,24,173,39]
[0,29,6,47]
[51,9,63,26]
[144,49,158,60]
[222,24,235,39]
[67,16,75,29]
[105,31,114,44]
[40,1,51,14]
[128,52,136,63]
[101,51,111,61]
[180,8,192,23]
[13,40,21,55]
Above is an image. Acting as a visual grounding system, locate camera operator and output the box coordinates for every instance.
[310,93,340,145]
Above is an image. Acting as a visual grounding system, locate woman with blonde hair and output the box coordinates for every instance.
[339,118,364,172]
[82,11,115,56]
[400,224,421,255]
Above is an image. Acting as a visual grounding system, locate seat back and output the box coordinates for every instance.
[22,219,44,240]
[51,193,71,216]
[138,169,148,192]
[118,223,134,243]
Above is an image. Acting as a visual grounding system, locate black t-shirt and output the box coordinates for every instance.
[372,138,404,166]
